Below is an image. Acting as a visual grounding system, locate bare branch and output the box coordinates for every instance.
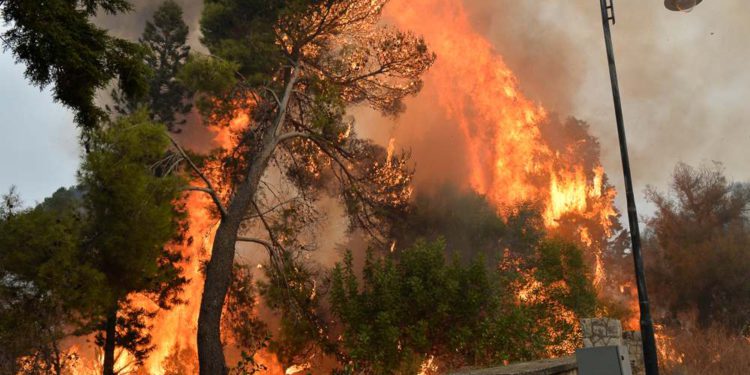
[271,62,301,138]
[169,134,228,217]
[262,86,282,108]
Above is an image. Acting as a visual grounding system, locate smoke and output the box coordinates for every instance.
[357,0,750,218]
[461,1,750,215]
[94,0,204,50]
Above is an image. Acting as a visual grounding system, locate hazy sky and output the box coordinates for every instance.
[2,0,749,218]
[0,50,79,207]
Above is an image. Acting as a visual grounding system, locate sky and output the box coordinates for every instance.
[2,0,750,218]
[0,50,79,207]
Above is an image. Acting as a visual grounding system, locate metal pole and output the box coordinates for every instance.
[597,1,660,374]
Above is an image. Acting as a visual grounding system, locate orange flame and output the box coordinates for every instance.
[66,0,627,371]
[386,0,616,235]
[136,104,288,374]
[386,0,624,354]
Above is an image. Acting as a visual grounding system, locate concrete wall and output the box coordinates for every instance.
[580,318,644,375]
[449,356,577,375]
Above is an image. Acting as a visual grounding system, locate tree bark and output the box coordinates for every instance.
[198,65,298,375]
[197,136,279,375]
[102,306,118,375]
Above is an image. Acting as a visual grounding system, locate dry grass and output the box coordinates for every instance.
[658,325,750,375]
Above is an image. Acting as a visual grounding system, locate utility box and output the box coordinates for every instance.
[576,345,633,375]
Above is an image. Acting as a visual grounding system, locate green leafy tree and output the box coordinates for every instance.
[0,113,187,375]
[645,162,750,332]
[329,240,590,374]
[166,1,435,372]
[80,111,187,375]
[0,188,102,375]
[1,0,149,131]
[110,0,193,131]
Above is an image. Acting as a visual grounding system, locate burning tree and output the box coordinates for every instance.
[169,0,435,373]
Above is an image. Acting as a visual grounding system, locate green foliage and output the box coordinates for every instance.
[330,240,562,373]
[0,188,105,315]
[645,162,750,332]
[1,0,149,131]
[141,0,193,130]
[0,188,103,374]
[498,237,599,356]
[0,112,187,370]
[81,111,185,302]
[111,0,193,131]
[259,250,329,365]
[532,239,598,317]
[178,54,240,115]
[200,0,304,83]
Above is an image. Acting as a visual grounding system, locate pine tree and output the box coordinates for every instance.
[111,0,193,131]
[0,113,187,375]
[1,0,149,132]
[80,111,187,375]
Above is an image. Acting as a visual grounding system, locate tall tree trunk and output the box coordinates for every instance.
[198,65,298,375]
[102,305,118,375]
[197,138,277,375]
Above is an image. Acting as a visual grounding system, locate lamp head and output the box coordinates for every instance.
[665,0,704,12]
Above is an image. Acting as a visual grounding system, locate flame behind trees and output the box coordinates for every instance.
[172,0,435,372]
[0,113,187,375]
[384,0,621,256]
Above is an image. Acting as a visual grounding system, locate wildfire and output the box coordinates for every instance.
[64,0,629,372]
[385,0,626,356]
[386,0,616,236]
[654,324,685,366]
[134,103,290,374]
[417,355,438,375]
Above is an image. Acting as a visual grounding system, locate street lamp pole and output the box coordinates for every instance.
[597,1,660,374]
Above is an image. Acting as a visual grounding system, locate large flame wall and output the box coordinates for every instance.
[384,0,617,233]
